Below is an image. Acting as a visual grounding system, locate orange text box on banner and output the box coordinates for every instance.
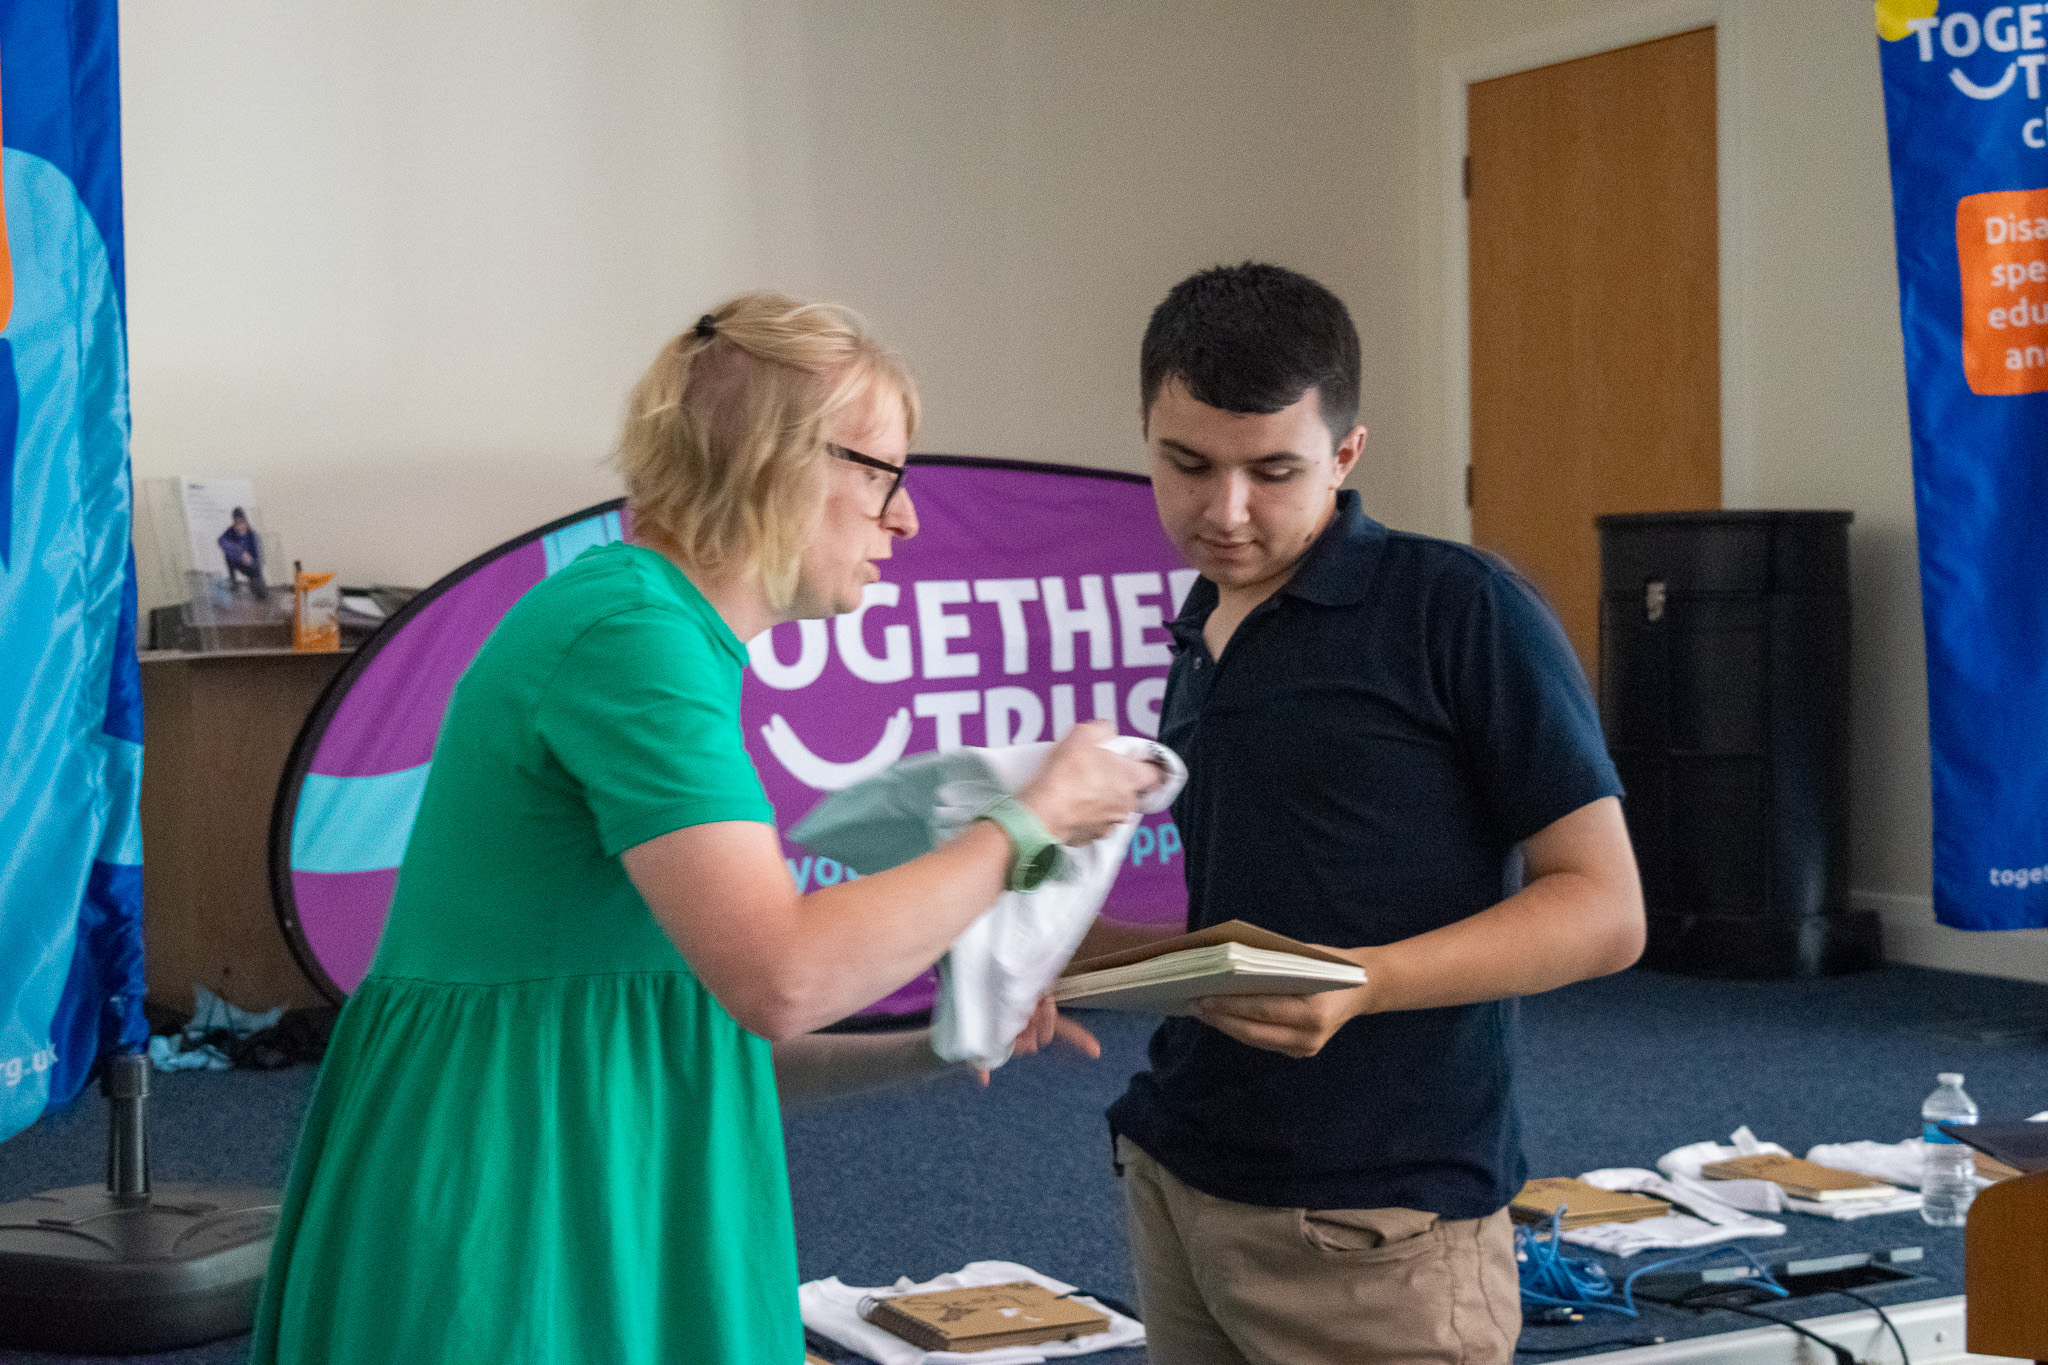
[1957,188,2048,396]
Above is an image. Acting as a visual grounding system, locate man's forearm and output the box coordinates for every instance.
[1350,868,1642,1014]
[1356,797,1643,1013]
[1191,870,1640,1059]
[1190,797,1643,1059]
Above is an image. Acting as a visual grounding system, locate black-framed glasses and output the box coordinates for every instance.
[828,443,908,518]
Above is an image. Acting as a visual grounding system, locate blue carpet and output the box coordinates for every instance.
[3,962,2045,1363]
[1507,966,2045,1355]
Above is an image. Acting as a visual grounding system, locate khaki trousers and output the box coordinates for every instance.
[1116,1136,1521,1365]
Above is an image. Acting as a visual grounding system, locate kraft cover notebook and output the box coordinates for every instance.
[862,1280,1110,1353]
[1052,920,1365,1014]
[1698,1153,1896,1201]
[1510,1178,1672,1229]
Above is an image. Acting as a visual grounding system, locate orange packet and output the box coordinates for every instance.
[294,568,340,652]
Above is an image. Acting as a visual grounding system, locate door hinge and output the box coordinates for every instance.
[1463,154,1471,199]
[1465,464,1474,508]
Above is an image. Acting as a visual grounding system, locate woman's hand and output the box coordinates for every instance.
[1016,721,1157,845]
[974,995,1102,1085]
[626,724,1160,1040]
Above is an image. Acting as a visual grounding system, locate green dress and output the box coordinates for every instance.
[251,543,801,1364]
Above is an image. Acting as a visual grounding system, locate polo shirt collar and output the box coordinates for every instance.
[1167,579,1217,650]
[1165,491,1386,649]
[1283,490,1386,608]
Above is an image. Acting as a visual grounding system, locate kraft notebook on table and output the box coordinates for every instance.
[1510,1178,1672,1229]
[1697,1153,1897,1201]
[1052,920,1365,1014]
[863,1281,1111,1353]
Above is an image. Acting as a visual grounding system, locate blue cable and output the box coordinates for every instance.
[1619,1241,1789,1316]
[1516,1210,1636,1317]
[1518,1207,1791,1320]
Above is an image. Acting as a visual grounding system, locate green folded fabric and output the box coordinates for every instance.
[789,750,1001,875]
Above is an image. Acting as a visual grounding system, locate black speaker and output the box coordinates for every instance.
[1597,511,1880,977]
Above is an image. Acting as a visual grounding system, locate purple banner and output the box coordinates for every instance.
[277,461,1192,1008]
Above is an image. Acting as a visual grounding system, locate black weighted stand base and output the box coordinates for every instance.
[1642,909,1884,979]
[0,1181,281,1353]
[0,1054,279,1354]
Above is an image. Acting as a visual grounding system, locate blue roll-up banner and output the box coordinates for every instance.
[1877,2,2048,932]
[0,0,146,1143]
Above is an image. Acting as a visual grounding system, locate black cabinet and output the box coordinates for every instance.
[1597,511,1880,977]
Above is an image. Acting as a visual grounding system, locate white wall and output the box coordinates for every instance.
[120,0,2043,977]
[1407,0,2048,981]
[120,0,1417,599]
[121,1,754,600]
[727,2,1418,509]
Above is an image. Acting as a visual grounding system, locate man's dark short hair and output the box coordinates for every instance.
[1140,262,1361,438]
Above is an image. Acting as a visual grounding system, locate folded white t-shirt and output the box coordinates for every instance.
[1804,1136,2000,1192]
[1659,1127,1925,1220]
[1565,1166,1786,1256]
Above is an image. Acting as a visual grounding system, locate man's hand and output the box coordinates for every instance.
[1190,976,1371,1059]
[1186,797,1643,1058]
[974,995,1102,1085]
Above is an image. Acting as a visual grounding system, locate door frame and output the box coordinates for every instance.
[1439,0,1753,543]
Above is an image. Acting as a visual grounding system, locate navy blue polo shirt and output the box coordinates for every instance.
[1108,491,1621,1218]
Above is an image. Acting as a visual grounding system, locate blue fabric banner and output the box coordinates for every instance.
[1877,2,2048,931]
[0,0,146,1143]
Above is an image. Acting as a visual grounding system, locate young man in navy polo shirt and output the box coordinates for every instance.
[1077,264,1646,1364]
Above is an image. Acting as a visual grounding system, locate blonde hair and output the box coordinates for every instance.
[616,291,919,609]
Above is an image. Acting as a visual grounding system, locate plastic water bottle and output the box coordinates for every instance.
[1920,1072,1979,1227]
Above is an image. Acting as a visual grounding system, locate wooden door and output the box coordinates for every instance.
[1468,27,1721,674]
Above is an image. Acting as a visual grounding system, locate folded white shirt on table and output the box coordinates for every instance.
[1659,1126,1926,1219]
[1563,1167,1786,1256]
[1655,1127,1794,1181]
[1803,1138,1927,1188]
[1805,1135,1999,1208]
[1783,1188,1925,1219]
[798,1260,1144,1365]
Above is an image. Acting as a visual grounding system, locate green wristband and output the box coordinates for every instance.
[973,795,1065,892]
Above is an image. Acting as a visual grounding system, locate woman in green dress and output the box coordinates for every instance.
[251,292,1152,1363]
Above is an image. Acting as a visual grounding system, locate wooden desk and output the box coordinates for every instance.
[139,648,350,1014]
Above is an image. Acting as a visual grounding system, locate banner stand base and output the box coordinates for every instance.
[0,1056,278,1354]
